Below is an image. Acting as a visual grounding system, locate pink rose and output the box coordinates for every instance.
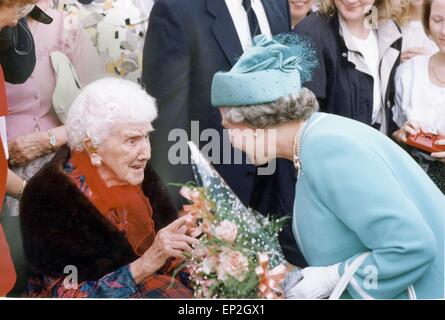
[214,220,238,243]
[216,248,249,281]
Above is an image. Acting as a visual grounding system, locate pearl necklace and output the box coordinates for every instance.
[292,120,308,171]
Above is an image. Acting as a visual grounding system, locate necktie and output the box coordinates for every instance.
[242,0,261,39]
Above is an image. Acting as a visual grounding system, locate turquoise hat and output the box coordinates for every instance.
[211,34,318,107]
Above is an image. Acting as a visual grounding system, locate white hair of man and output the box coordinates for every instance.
[66,77,158,151]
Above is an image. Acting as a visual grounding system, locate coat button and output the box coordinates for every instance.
[342,52,348,58]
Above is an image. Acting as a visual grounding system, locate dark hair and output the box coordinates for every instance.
[423,0,432,36]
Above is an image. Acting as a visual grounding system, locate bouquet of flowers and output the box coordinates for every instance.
[175,142,291,299]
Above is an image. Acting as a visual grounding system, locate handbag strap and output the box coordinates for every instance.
[329,252,417,300]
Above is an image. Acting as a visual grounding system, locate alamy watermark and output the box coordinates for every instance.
[167,121,277,175]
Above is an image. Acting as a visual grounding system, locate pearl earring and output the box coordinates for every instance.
[90,154,102,167]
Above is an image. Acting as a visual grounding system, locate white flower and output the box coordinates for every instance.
[193,244,208,259]
[214,220,238,243]
[197,258,214,275]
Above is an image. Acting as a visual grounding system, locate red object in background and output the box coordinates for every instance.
[406,132,445,154]
[0,66,17,297]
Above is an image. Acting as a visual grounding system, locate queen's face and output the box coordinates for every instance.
[96,122,151,186]
[221,111,276,166]
[429,0,445,53]
[334,0,376,23]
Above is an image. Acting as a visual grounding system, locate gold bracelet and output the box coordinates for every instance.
[17,180,27,200]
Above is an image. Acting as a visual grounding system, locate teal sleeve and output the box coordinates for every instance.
[305,134,437,299]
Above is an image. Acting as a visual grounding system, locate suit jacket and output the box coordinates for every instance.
[142,0,306,265]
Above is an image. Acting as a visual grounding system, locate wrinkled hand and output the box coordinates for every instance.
[401,47,429,63]
[285,264,340,299]
[139,215,199,273]
[8,131,50,167]
[393,120,429,143]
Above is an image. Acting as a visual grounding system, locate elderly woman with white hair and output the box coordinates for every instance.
[212,35,444,299]
[19,77,197,298]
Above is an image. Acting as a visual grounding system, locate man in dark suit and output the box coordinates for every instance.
[142,0,306,266]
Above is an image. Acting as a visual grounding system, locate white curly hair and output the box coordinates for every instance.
[66,77,158,151]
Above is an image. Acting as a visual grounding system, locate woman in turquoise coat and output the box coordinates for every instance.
[211,34,444,299]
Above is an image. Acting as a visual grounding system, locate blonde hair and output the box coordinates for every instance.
[318,0,410,23]
[392,0,422,26]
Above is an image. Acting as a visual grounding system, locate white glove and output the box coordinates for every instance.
[285,264,341,299]
[282,265,303,291]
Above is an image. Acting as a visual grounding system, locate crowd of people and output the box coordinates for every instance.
[0,0,444,299]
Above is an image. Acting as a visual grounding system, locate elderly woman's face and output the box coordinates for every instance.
[96,123,151,186]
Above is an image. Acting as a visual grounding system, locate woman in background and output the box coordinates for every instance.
[397,0,438,62]
[5,0,103,217]
[293,0,403,135]
[0,0,39,297]
[393,0,445,193]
